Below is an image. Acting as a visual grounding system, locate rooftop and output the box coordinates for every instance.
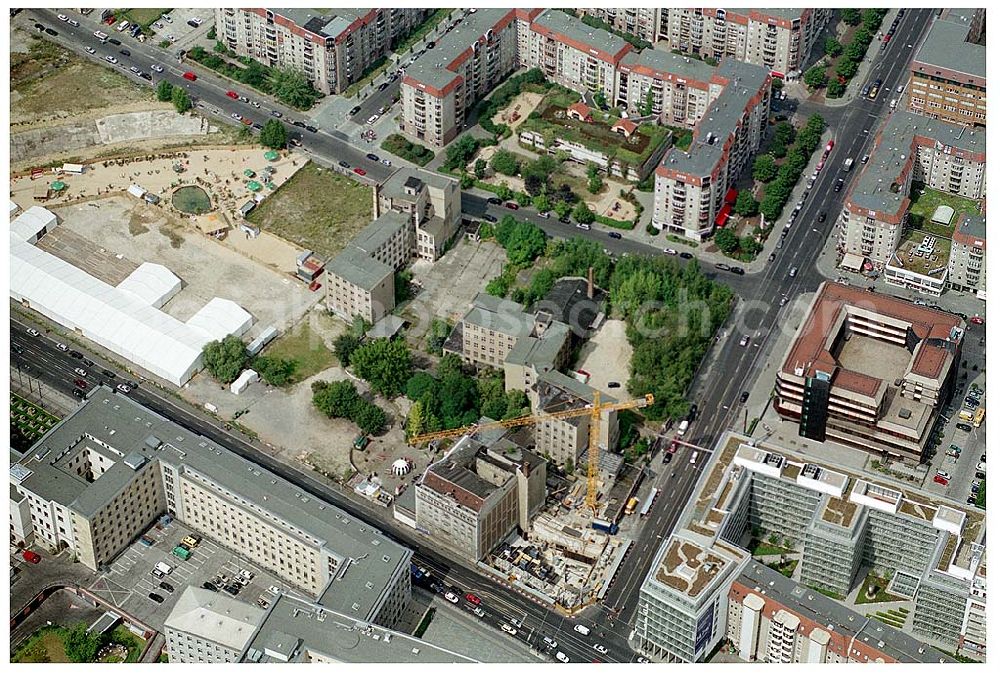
[165,587,263,652]
[460,293,536,337]
[326,211,409,291]
[533,276,607,335]
[654,536,745,599]
[619,48,716,83]
[531,9,631,63]
[379,167,456,203]
[912,9,985,78]
[268,8,368,39]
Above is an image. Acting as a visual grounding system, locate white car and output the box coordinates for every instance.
[510,618,523,628]
[190,17,203,26]
[937,470,952,480]
[162,13,173,23]
[663,248,678,256]
[543,636,558,649]
[68,19,79,27]
[129,66,140,74]
[57,14,68,22]
[105,55,118,64]
[897,84,905,93]
[976,462,986,472]
[151,64,164,73]
[74,368,87,377]
[267,585,281,594]
[739,335,750,347]
[593,644,608,655]
[789,266,798,277]
[380,158,392,166]
[26,328,40,337]
[636,657,651,663]
[86,46,96,54]
[573,624,591,636]
[56,343,69,351]
[555,652,570,663]
[779,296,789,307]
[116,383,132,394]
[444,591,459,604]
[472,606,485,618]
[367,114,380,125]
[501,624,518,636]
[575,223,591,230]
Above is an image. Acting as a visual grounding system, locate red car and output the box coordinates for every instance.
[825,140,834,153]
[241,117,252,125]
[465,592,481,605]
[182,71,197,81]
[23,550,41,564]
[353,167,367,176]
[668,440,679,454]
[933,474,949,486]
[74,379,88,389]
[504,202,519,210]
[970,315,985,325]
[226,90,239,99]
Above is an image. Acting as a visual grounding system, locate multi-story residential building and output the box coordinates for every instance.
[728,562,954,663]
[10,387,412,628]
[165,588,264,663]
[658,9,832,78]
[530,370,619,467]
[907,9,986,127]
[415,431,544,561]
[948,214,986,299]
[651,59,770,240]
[325,212,409,324]
[522,10,633,104]
[635,431,978,662]
[166,590,474,663]
[374,168,461,262]
[215,8,429,95]
[615,49,718,127]
[577,8,661,44]
[400,8,528,147]
[774,282,964,463]
[840,110,984,268]
[443,293,572,390]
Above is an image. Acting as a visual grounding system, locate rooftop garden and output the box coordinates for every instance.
[907,183,982,238]
[892,228,951,276]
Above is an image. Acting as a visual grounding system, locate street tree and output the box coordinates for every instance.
[171,87,193,114]
[752,155,778,183]
[572,201,595,224]
[156,80,175,102]
[734,190,760,217]
[259,119,287,149]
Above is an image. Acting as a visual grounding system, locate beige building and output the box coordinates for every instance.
[374,168,461,262]
[907,9,985,128]
[651,59,770,240]
[530,370,619,468]
[774,283,964,463]
[615,49,718,128]
[840,111,984,266]
[10,388,412,627]
[415,432,545,560]
[658,8,831,78]
[577,8,660,44]
[165,588,264,663]
[948,214,986,299]
[215,8,428,95]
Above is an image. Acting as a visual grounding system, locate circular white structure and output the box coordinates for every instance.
[391,458,412,477]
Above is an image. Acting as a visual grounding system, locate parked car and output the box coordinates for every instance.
[789,266,798,277]
[543,636,558,649]
[957,423,973,432]
[593,644,608,655]
[202,581,219,592]
[739,391,750,404]
[483,214,498,223]
[353,167,367,176]
[607,231,622,239]
[486,197,502,205]
[818,211,827,223]
[366,153,379,162]
[679,252,694,259]
[501,624,518,636]
[576,223,591,230]
[464,593,481,605]
[23,550,42,564]
[26,328,40,337]
[116,384,132,394]
[663,248,678,256]
[338,160,351,169]
[556,652,570,663]
[608,381,621,388]
[148,593,165,603]
[160,581,175,593]
[739,335,750,347]
[574,624,591,636]
[443,591,460,604]
[504,202,519,210]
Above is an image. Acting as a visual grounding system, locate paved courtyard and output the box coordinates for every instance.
[575,319,633,397]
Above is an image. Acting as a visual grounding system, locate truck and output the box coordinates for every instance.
[624,497,639,516]
[592,519,619,535]
[172,546,191,561]
[677,419,690,436]
[843,158,854,172]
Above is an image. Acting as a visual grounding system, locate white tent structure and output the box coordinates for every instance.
[230,368,259,395]
[187,298,253,342]
[10,206,58,244]
[9,200,22,220]
[117,262,182,308]
[10,236,253,386]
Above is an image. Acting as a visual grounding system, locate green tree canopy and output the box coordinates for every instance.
[714,228,739,253]
[333,333,361,366]
[473,158,487,179]
[156,80,175,102]
[573,200,595,224]
[269,67,318,109]
[202,335,249,383]
[171,87,192,114]
[752,155,778,183]
[490,149,520,176]
[443,134,480,171]
[841,9,861,26]
[803,66,829,90]
[349,338,413,397]
[259,118,287,149]
[824,37,844,58]
[253,355,296,386]
[734,190,760,218]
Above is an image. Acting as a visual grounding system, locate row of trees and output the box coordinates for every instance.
[311,380,386,435]
[187,46,321,109]
[202,335,297,386]
[156,80,192,114]
[804,10,889,98]
[758,114,827,223]
[405,354,528,438]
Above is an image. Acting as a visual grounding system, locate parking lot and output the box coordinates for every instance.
[145,8,215,51]
[88,517,298,629]
[925,372,986,507]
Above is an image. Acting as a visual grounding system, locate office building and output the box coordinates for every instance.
[634,432,980,661]
[658,9,832,78]
[215,8,429,95]
[165,589,474,663]
[530,370,619,467]
[415,430,545,561]
[651,60,770,240]
[774,282,964,462]
[948,214,986,299]
[373,168,461,262]
[957,559,986,660]
[10,388,412,627]
[907,9,986,127]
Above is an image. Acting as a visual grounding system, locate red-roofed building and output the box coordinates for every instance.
[611,118,638,138]
[775,282,964,462]
[567,102,593,123]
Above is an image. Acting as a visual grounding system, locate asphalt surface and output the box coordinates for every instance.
[14,7,939,662]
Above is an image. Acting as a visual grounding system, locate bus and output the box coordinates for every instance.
[639,488,659,517]
[973,407,985,428]
[625,497,639,516]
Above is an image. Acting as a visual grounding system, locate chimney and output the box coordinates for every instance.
[587,267,594,299]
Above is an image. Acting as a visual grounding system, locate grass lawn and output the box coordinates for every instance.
[855,571,907,605]
[908,183,982,237]
[11,37,153,125]
[247,161,373,258]
[751,540,789,556]
[13,627,70,663]
[894,227,951,276]
[120,8,170,31]
[262,317,337,385]
[768,558,799,578]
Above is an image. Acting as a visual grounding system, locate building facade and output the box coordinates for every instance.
[577,8,660,44]
[530,370,619,467]
[374,169,462,262]
[615,49,718,128]
[948,214,986,299]
[215,8,429,95]
[906,9,986,127]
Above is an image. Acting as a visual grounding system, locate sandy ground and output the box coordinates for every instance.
[47,196,319,333]
[575,319,633,395]
[491,91,545,132]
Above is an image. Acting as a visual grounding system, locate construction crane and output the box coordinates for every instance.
[409,392,654,514]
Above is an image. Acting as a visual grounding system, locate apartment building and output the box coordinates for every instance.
[374,168,461,262]
[774,282,964,463]
[215,8,429,95]
[728,562,953,663]
[840,111,985,268]
[658,9,831,78]
[530,370,619,467]
[415,432,545,561]
[10,387,412,628]
[166,590,474,663]
[635,432,978,661]
[948,214,986,299]
[615,49,718,127]
[522,10,633,105]
[577,8,661,44]
[651,59,770,240]
[325,211,410,324]
[907,9,986,127]
[400,8,527,147]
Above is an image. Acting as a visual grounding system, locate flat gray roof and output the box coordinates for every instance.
[532,9,629,60]
[243,595,475,663]
[847,111,985,215]
[462,293,536,337]
[505,321,569,369]
[739,562,954,663]
[620,48,715,82]
[659,59,768,178]
[380,167,455,202]
[956,213,986,240]
[404,8,513,91]
[536,370,616,410]
[352,211,410,256]
[14,388,410,619]
[328,247,393,292]
[270,8,367,39]
[165,587,263,652]
[913,10,985,78]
